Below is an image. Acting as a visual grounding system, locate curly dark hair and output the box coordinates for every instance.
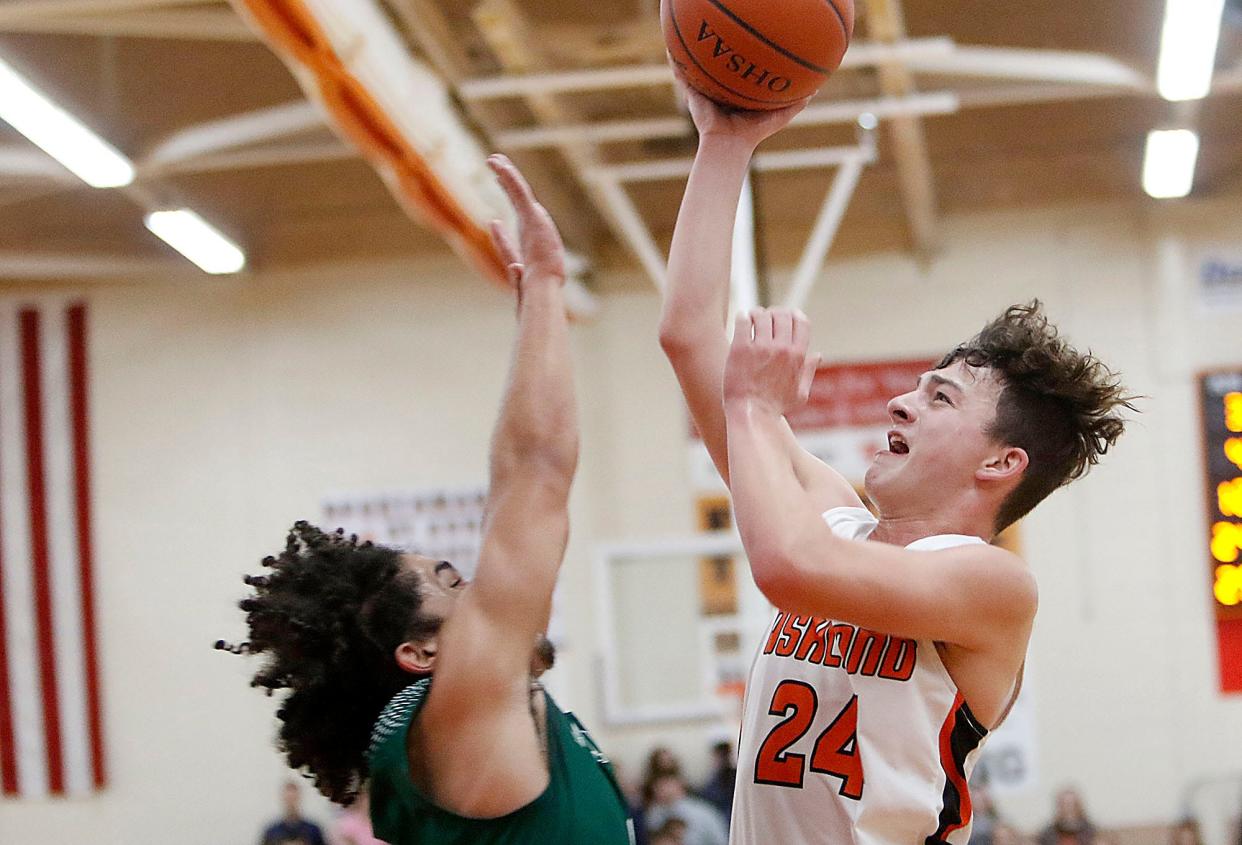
[216,521,439,805]
[937,301,1136,533]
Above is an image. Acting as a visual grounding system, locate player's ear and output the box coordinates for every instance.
[395,637,438,675]
[976,446,1028,485]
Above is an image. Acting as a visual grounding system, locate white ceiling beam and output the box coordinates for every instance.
[0,8,257,40]
[957,82,1138,110]
[461,64,675,101]
[0,252,180,279]
[147,139,354,176]
[584,140,876,294]
[0,134,351,185]
[17,66,1235,186]
[387,0,598,251]
[954,67,1242,108]
[0,0,206,20]
[796,92,960,126]
[457,39,1154,102]
[495,116,690,151]
[494,93,959,151]
[904,45,1149,88]
[0,146,77,182]
[458,39,955,100]
[783,152,869,311]
[387,0,472,82]
[586,172,667,289]
[752,140,876,172]
[595,142,876,184]
[471,0,672,290]
[141,101,326,169]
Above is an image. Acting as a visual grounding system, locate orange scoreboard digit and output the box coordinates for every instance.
[1201,370,1242,692]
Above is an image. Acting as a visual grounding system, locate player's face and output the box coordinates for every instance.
[401,554,468,622]
[864,360,1007,512]
[398,553,556,676]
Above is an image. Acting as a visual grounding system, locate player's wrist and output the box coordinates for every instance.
[696,131,760,160]
[724,394,783,420]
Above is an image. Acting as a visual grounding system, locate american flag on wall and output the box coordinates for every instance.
[0,301,104,797]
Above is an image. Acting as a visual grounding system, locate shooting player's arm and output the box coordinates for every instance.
[659,129,750,485]
[659,87,861,512]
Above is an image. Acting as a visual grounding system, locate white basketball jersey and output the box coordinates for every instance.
[731,507,990,845]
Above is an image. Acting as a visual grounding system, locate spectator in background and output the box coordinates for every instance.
[330,785,385,845]
[698,741,737,826]
[613,760,649,845]
[261,780,327,845]
[993,823,1025,845]
[970,785,999,845]
[641,747,681,820]
[1170,819,1203,845]
[1038,787,1096,845]
[645,771,728,845]
[651,818,689,845]
[645,746,682,782]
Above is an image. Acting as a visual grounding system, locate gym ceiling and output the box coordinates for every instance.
[0,0,1239,290]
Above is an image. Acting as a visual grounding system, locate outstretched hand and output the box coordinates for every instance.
[723,307,821,416]
[487,153,566,288]
[673,64,810,149]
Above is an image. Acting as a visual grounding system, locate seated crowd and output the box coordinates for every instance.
[257,751,1229,845]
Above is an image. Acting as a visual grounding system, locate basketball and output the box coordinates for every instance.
[662,0,854,110]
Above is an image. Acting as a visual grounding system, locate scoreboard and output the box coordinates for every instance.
[1201,369,1242,693]
[1203,370,1242,620]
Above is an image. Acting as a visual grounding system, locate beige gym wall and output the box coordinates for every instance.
[1,196,1240,843]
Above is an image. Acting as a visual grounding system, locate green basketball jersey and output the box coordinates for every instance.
[366,679,635,845]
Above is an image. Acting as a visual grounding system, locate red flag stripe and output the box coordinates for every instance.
[67,304,104,788]
[19,308,64,795]
[0,359,15,795]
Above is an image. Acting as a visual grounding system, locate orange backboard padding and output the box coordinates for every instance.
[232,0,511,289]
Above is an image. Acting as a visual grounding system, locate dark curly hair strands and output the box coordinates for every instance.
[216,522,439,805]
[937,301,1137,534]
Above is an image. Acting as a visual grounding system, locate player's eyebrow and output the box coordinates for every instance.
[918,372,966,394]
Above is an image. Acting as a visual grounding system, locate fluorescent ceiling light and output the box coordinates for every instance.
[0,56,134,188]
[1142,129,1200,199]
[1156,0,1226,101]
[145,210,246,274]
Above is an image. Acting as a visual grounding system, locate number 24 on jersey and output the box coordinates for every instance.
[754,681,864,799]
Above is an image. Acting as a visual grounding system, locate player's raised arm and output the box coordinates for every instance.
[414,154,578,806]
[657,85,805,486]
[658,87,861,511]
[722,307,1038,649]
[472,153,578,643]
